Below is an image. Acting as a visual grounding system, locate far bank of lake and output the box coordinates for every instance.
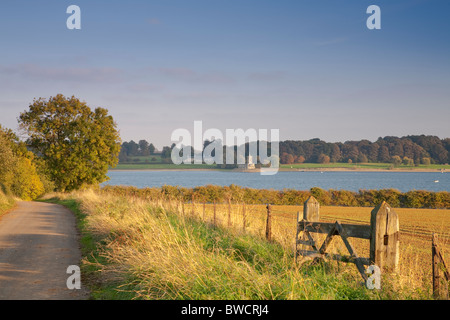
[111,162,450,173]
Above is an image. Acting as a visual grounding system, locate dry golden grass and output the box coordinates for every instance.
[195,201,449,295]
[0,189,17,216]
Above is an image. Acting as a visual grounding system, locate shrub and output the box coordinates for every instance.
[10,157,45,201]
[376,189,402,208]
[309,187,332,205]
[330,189,358,206]
[0,126,45,200]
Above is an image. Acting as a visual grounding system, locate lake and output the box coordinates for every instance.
[102,170,450,192]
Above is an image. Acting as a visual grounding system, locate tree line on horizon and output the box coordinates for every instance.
[119,135,450,166]
[279,135,450,165]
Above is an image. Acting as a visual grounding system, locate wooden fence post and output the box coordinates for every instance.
[266,204,272,241]
[303,196,320,222]
[432,233,449,300]
[300,196,320,253]
[370,201,399,272]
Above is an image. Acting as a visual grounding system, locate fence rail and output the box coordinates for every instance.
[298,221,371,240]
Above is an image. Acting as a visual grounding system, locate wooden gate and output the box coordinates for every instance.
[295,196,399,282]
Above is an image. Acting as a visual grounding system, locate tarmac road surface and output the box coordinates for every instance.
[0,201,89,300]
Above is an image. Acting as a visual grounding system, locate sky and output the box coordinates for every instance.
[0,0,449,150]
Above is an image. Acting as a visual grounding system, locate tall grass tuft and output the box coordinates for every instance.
[0,188,16,216]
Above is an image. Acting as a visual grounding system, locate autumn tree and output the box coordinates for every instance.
[391,155,402,166]
[0,125,45,200]
[296,155,306,163]
[18,94,121,192]
[317,153,330,164]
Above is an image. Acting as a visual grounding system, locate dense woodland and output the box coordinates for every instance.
[119,135,450,165]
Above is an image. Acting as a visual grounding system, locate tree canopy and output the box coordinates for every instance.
[18,94,121,191]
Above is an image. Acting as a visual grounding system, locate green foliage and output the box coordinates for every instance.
[0,129,16,189]
[279,135,449,165]
[310,187,332,205]
[18,94,121,191]
[391,155,402,166]
[10,157,45,201]
[121,134,450,167]
[421,157,431,165]
[330,189,358,206]
[0,125,45,200]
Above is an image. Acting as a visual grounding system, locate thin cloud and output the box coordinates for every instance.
[0,64,124,83]
[157,67,235,85]
[158,67,196,77]
[127,83,165,93]
[248,71,286,82]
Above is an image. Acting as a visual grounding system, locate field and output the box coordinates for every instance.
[43,188,449,299]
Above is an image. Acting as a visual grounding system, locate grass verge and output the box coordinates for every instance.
[0,190,17,218]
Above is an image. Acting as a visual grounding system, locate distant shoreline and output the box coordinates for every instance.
[109,167,448,173]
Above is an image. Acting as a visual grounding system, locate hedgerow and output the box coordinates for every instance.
[100,185,450,209]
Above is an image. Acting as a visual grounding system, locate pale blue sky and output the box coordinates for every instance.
[0,0,449,149]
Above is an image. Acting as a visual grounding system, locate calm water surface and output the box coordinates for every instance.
[102,170,450,192]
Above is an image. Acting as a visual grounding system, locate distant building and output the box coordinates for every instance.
[238,156,256,170]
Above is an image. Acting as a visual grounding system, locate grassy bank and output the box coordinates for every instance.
[280,162,450,171]
[113,163,218,170]
[41,189,437,300]
[0,189,16,217]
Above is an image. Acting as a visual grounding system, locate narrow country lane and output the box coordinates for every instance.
[0,201,89,300]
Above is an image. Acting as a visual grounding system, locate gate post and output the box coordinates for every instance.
[370,201,399,272]
[298,196,320,253]
[303,196,320,222]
